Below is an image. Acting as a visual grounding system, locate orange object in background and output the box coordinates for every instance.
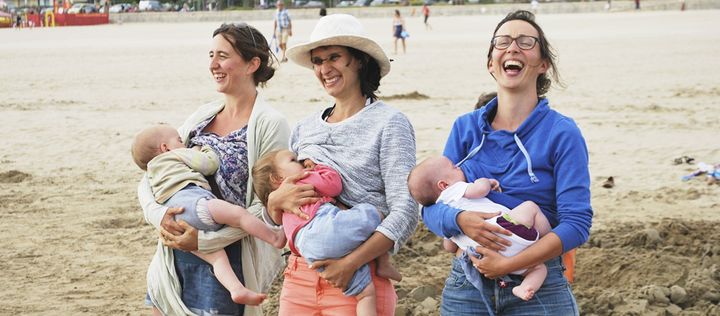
[0,11,11,28]
[44,11,55,27]
[562,248,577,284]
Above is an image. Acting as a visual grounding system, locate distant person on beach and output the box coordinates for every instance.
[252,149,402,316]
[408,155,552,301]
[392,9,407,54]
[273,1,292,62]
[132,125,286,306]
[138,23,289,316]
[422,4,431,30]
[421,10,592,314]
[474,91,497,110]
[635,0,640,10]
[277,14,418,315]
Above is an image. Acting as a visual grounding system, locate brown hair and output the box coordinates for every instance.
[474,91,498,110]
[486,10,562,97]
[213,23,276,87]
[251,150,284,207]
[347,46,381,101]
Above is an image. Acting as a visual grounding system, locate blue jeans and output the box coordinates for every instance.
[174,243,245,316]
[441,256,578,316]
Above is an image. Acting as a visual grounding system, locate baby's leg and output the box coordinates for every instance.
[375,252,402,282]
[443,238,459,253]
[506,201,552,236]
[192,249,267,305]
[512,263,548,301]
[207,199,286,248]
[355,282,378,316]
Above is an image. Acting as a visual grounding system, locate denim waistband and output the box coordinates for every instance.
[174,241,242,265]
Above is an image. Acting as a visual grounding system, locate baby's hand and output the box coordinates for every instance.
[489,179,502,192]
[302,159,317,169]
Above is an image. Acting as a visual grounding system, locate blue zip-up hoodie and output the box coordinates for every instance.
[422,98,593,253]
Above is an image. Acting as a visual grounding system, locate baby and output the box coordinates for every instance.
[408,155,552,301]
[131,124,286,305]
[252,149,401,316]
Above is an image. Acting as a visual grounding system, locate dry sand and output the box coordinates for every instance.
[1,9,719,315]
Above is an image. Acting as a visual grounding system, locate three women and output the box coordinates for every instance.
[143,9,590,316]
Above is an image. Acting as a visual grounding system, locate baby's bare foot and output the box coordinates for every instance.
[512,286,535,301]
[231,287,267,305]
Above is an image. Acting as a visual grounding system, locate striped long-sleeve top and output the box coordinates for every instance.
[291,99,419,254]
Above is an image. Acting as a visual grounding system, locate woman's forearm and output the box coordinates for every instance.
[138,175,168,229]
[507,232,563,273]
[344,232,394,271]
[422,203,463,238]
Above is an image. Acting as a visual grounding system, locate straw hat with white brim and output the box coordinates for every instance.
[287,14,391,78]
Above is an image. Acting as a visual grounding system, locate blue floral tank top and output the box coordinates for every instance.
[188,116,249,207]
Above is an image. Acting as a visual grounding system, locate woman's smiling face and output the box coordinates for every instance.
[310,46,362,100]
[488,20,548,94]
[209,34,254,95]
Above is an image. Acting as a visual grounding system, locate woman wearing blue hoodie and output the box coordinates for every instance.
[422,10,592,315]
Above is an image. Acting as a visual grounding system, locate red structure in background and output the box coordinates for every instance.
[21,0,109,27]
[54,12,108,26]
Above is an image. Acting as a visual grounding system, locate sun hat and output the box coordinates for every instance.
[287,14,391,78]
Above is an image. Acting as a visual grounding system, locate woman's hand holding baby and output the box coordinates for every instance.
[160,207,185,235]
[457,211,512,251]
[309,257,358,290]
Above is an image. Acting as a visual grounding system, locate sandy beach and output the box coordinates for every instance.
[1,8,719,315]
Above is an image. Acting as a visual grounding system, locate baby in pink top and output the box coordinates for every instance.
[253,149,401,315]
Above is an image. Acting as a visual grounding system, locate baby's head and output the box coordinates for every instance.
[131,124,184,171]
[252,149,305,207]
[408,156,466,206]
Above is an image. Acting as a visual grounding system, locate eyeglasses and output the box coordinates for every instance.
[491,35,539,50]
[310,53,343,66]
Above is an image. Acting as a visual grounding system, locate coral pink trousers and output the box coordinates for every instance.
[278,254,397,316]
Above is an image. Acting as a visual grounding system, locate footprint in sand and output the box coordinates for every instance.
[0,170,31,183]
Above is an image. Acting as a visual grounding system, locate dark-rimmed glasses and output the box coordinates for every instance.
[310,52,343,66]
[492,35,539,50]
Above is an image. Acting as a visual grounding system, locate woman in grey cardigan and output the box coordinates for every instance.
[267,14,419,315]
[138,23,289,316]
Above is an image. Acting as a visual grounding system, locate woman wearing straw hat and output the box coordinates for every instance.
[264,14,418,315]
